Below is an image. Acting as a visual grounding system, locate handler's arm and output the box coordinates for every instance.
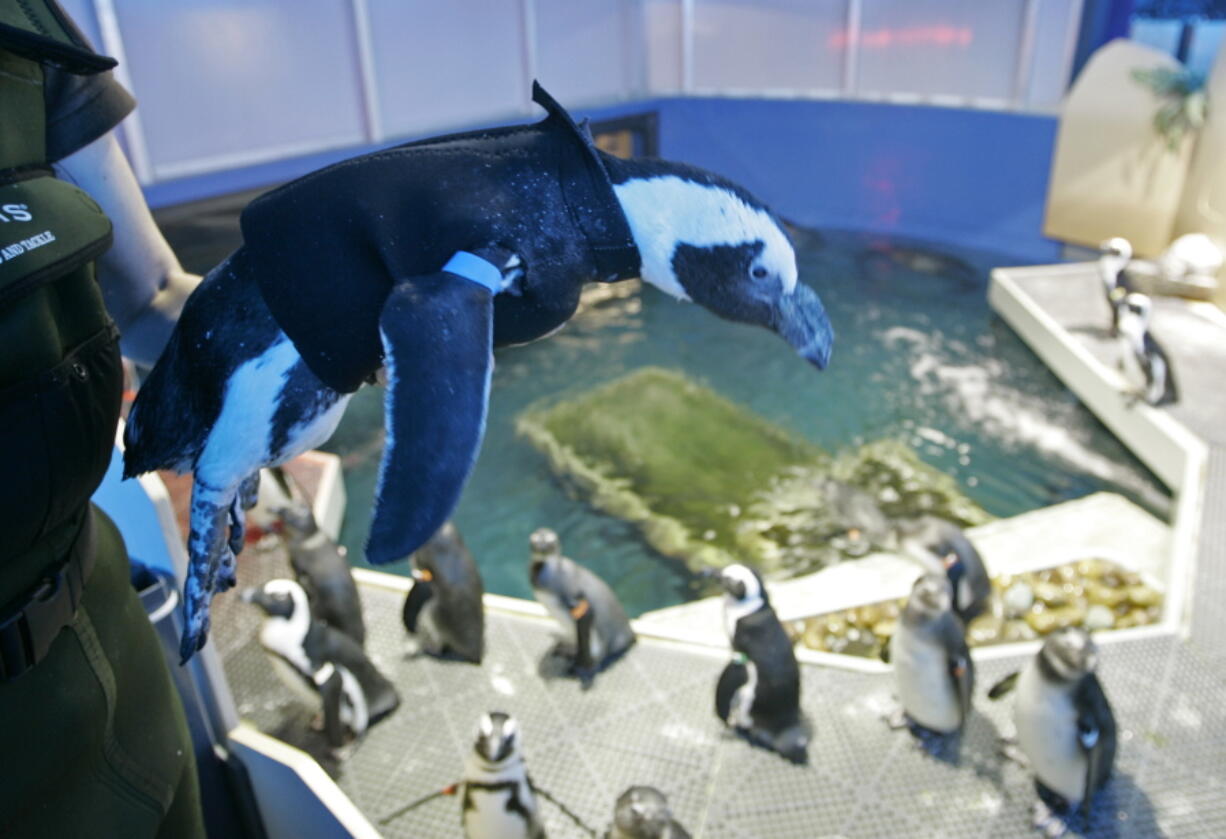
[53,132,200,367]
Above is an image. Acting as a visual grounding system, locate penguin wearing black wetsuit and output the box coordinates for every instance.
[243,578,399,750]
[123,82,835,663]
[711,563,809,764]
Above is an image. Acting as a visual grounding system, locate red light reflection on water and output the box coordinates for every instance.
[829,25,973,50]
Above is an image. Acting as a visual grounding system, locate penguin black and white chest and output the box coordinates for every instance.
[1014,627,1116,815]
[461,712,545,839]
[894,515,990,623]
[712,564,808,763]
[606,786,691,839]
[529,528,635,679]
[890,573,974,736]
[242,579,399,748]
[122,81,834,663]
[278,504,366,646]
[402,521,485,663]
[1097,237,1132,336]
[1117,292,1178,407]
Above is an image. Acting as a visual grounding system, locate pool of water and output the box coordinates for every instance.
[324,228,1169,615]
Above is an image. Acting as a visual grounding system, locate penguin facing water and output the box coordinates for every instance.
[529,528,635,684]
[606,786,691,839]
[893,515,991,624]
[243,579,399,750]
[277,503,366,646]
[890,573,974,738]
[711,564,809,764]
[402,521,485,663]
[121,81,835,662]
[1013,627,1117,830]
[461,712,545,839]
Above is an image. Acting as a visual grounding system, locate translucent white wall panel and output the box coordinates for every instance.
[644,0,683,93]
[691,0,846,92]
[1025,0,1082,109]
[856,0,1026,102]
[534,0,636,104]
[56,0,104,52]
[113,0,367,178]
[366,0,527,138]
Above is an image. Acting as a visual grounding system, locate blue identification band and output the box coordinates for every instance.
[442,251,503,294]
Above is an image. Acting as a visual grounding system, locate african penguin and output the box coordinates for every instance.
[242,579,399,750]
[277,502,366,645]
[1013,627,1117,830]
[1097,237,1132,337]
[529,528,635,684]
[711,563,809,764]
[606,786,691,839]
[122,82,834,663]
[402,521,485,664]
[1117,292,1178,407]
[890,573,974,737]
[461,711,545,839]
[893,515,991,624]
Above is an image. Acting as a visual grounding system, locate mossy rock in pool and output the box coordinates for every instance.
[516,367,991,577]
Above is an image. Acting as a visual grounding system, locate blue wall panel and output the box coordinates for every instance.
[651,97,1063,262]
[146,96,1062,264]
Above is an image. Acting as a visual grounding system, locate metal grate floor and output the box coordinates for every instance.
[215,539,1226,838]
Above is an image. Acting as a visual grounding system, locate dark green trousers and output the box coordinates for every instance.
[0,506,205,838]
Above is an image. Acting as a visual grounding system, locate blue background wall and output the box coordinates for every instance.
[651,98,1063,262]
[148,97,1064,265]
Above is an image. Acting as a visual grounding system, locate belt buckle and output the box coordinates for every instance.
[0,566,74,683]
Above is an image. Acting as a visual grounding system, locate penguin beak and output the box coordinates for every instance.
[774,282,834,370]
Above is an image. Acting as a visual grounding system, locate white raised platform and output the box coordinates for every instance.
[635,493,1169,658]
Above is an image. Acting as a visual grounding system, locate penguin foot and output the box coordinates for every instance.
[999,738,1030,769]
[885,707,909,730]
[1031,800,1069,838]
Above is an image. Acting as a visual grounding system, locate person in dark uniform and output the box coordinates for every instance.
[0,2,205,836]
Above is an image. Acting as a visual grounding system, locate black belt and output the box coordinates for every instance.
[0,511,95,682]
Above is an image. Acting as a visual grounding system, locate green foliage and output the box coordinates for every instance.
[517,367,991,578]
[1131,65,1209,151]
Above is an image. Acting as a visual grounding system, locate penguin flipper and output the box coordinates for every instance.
[571,597,595,673]
[939,615,974,728]
[366,270,495,564]
[1075,674,1117,815]
[715,660,749,723]
[402,578,434,633]
[317,667,347,748]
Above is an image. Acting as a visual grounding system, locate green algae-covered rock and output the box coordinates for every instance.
[516,367,991,577]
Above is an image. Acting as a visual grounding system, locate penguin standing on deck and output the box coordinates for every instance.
[529,528,635,684]
[1116,292,1179,407]
[606,786,691,839]
[893,515,991,624]
[461,711,546,839]
[120,82,834,662]
[402,521,485,663]
[1011,627,1117,835]
[1097,237,1132,336]
[711,563,809,764]
[889,573,974,739]
[277,502,366,645]
[242,579,399,751]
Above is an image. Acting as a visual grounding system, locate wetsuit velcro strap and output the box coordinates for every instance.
[442,251,502,294]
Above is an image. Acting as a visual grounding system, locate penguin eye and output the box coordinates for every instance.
[751,265,768,280]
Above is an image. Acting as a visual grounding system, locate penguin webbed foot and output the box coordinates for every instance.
[1031,796,1072,838]
[998,736,1030,769]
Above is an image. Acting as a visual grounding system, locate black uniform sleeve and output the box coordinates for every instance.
[41,3,135,162]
